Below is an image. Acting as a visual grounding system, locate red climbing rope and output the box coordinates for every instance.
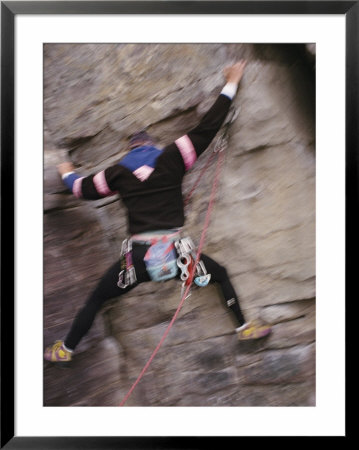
[119,148,226,406]
[184,150,216,206]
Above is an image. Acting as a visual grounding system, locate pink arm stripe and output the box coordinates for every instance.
[175,135,197,170]
[93,170,117,196]
[72,177,84,198]
[133,165,154,182]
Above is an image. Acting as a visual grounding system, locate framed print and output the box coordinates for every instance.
[1,1,355,447]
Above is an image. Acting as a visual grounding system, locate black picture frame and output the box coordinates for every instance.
[1,1,355,447]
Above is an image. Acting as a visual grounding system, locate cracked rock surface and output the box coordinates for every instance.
[44,44,315,406]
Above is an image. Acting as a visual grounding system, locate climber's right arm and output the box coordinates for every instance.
[164,60,246,173]
[59,162,119,200]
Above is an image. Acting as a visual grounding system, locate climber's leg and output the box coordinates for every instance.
[44,244,151,362]
[200,253,272,340]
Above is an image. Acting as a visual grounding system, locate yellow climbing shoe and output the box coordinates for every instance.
[237,320,272,341]
[44,340,72,363]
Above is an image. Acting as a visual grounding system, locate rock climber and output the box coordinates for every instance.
[44,60,272,364]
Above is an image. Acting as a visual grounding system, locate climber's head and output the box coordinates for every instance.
[129,130,154,149]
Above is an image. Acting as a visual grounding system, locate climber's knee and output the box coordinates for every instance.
[212,263,228,283]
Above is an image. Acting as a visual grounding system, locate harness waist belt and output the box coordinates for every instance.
[131,229,182,245]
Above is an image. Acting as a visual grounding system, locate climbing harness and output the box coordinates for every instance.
[119,107,237,406]
[118,233,210,289]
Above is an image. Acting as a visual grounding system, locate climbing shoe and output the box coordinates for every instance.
[44,340,72,363]
[237,320,272,341]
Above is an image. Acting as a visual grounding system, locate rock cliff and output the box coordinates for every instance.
[44,44,315,406]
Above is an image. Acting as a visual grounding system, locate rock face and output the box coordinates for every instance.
[44,44,315,406]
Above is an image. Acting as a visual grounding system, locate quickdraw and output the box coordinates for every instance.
[117,238,137,288]
[175,237,211,298]
[214,106,239,153]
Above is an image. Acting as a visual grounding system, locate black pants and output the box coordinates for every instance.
[65,243,245,350]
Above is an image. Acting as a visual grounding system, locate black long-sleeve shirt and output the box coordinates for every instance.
[63,87,234,234]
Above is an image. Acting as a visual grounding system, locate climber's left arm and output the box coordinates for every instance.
[58,162,119,200]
